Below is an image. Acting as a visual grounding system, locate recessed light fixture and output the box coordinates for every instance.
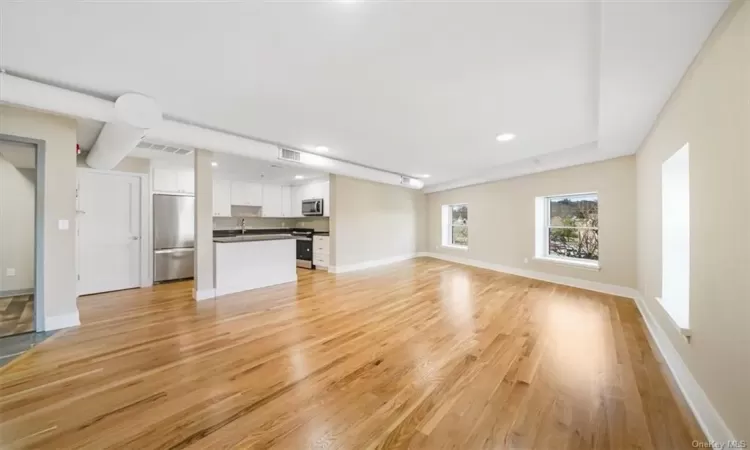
[414,174,431,179]
[295,175,305,180]
[314,146,329,153]
[211,161,218,167]
[495,133,516,142]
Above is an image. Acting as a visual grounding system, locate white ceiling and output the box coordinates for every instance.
[0,1,729,189]
[135,146,328,185]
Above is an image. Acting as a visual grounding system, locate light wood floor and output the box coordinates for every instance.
[0,258,702,449]
[0,294,34,338]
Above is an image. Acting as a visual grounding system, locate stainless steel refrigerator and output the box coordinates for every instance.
[153,194,195,282]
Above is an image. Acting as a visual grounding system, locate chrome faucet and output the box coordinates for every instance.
[240,218,246,235]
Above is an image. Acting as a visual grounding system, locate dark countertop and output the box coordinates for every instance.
[313,231,330,236]
[214,228,292,237]
[214,234,299,243]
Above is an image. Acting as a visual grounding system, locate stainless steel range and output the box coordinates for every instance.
[292,228,314,268]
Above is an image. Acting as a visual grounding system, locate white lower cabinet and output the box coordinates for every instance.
[313,235,329,269]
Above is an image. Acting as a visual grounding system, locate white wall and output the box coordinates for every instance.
[0,154,36,293]
[635,0,749,440]
[0,105,79,328]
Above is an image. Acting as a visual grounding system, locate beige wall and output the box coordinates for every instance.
[0,155,36,292]
[426,156,637,289]
[330,175,426,268]
[636,0,749,439]
[194,149,214,296]
[0,105,78,323]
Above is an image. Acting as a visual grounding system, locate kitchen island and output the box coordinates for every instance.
[214,234,297,297]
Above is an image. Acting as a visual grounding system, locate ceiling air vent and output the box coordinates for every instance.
[136,140,194,156]
[400,176,411,186]
[279,147,301,163]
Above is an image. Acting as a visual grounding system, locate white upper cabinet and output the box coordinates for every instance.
[261,184,283,217]
[213,180,232,217]
[281,186,292,218]
[153,168,194,194]
[288,180,330,217]
[230,181,263,206]
[322,181,330,217]
[290,185,303,217]
[176,171,195,194]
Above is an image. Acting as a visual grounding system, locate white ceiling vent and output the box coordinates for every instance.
[279,147,301,163]
[136,140,193,156]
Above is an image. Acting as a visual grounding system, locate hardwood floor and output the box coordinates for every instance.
[0,294,34,338]
[0,258,702,449]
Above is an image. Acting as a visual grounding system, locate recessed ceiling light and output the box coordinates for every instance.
[495,133,516,142]
[295,175,305,180]
[314,146,329,153]
[415,174,431,179]
[211,161,218,167]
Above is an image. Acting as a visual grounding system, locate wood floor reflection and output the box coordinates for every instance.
[0,258,702,449]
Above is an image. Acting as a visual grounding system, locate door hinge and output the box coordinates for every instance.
[77,274,80,281]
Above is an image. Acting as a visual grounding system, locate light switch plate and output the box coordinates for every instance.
[58,219,69,230]
[5,268,15,277]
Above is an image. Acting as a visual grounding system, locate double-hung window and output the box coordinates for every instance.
[536,193,599,266]
[441,204,468,248]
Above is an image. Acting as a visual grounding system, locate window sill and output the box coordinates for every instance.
[441,244,468,251]
[655,297,692,343]
[533,256,600,271]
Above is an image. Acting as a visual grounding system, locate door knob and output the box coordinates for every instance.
[130,236,140,241]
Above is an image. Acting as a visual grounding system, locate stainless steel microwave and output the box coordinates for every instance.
[302,198,324,216]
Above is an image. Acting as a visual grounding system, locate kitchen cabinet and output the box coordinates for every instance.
[291,185,303,217]
[153,168,194,194]
[281,186,292,218]
[231,181,263,206]
[289,180,330,218]
[176,171,195,194]
[213,180,232,217]
[313,235,329,269]
[262,184,283,217]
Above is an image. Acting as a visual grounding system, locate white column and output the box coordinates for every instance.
[193,149,215,300]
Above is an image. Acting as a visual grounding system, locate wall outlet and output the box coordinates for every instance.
[524,258,529,264]
[6,268,15,277]
[58,219,69,230]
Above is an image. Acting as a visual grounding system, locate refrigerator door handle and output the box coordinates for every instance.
[155,248,194,254]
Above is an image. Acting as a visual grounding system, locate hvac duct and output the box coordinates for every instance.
[0,73,422,189]
[86,93,162,169]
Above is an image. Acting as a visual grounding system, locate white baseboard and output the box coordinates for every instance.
[420,252,638,298]
[44,311,80,331]
[192,288,215,301]
[632,294,736,443]
[329,254,417,274]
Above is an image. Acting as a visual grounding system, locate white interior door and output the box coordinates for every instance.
[77,171,142,295]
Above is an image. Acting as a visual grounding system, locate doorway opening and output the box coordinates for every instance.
[0,139,38,338]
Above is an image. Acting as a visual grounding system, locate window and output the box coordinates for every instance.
[441,204,468,248]
[535,193,598,266]
[661,144,690,331]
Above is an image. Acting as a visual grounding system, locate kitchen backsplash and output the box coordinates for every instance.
[213,216,329,232]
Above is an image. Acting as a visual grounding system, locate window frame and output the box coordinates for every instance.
[535,192,599,269]
[441,203,469,249]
